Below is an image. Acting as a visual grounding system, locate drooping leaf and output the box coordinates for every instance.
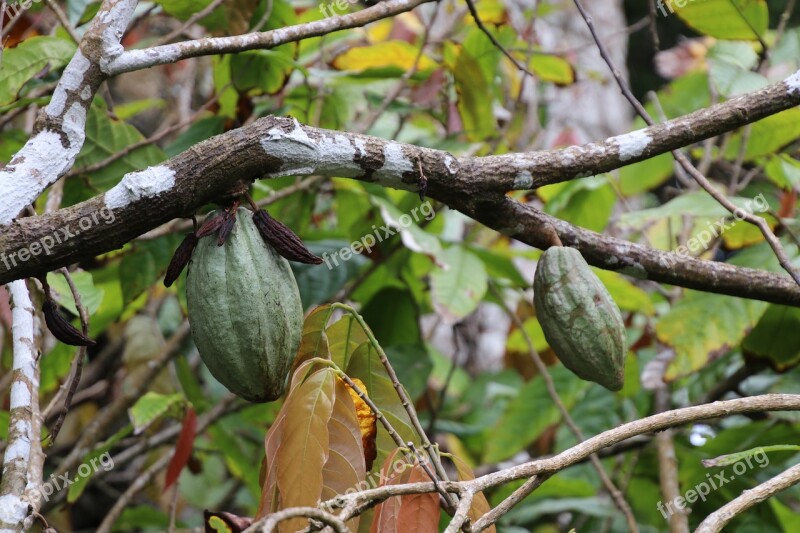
[483,365,587,463]
[345,343,420,470]
[275,368,336,530]
[321,378,368,531]
[293,304,335,371]
[327,314,370,370]
[164,406,197,491]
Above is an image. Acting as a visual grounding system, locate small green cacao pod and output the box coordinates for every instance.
[186,208,303,402]
[533,246,626,391]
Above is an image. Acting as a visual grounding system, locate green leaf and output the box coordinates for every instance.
[742,305,800,369]
[231,48,297,94]
[591,268,655,315]
[446,42,495,141]
[165,116,226,157]
[45,270,104,316]
[76,106,166,193]
[529,54,575,85]
[291,240,368,309]
[361,288,422,348]
[128,392,185,434]
[725,109,800,161]
[618,152,674,196]
[430,246,488,323]
[119,235,181,307]
[0,36,76,105]
[658,242,791,379]
[384,344,433,401]
[482,365,587,463]
[345,342,420,469]
[673,0,768,40]
[544,176,616,232]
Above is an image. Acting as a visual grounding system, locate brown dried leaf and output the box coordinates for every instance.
[451,455,495,532]
[321,378,368,531]
[275,368,336,531]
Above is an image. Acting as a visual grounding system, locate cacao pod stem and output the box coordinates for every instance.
[164,232,198,287]
[252,209,323,265]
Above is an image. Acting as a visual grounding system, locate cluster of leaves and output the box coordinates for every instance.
[2,0,800,531]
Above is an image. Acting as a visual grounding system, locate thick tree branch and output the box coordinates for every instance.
[0,281,40,531]
[0,0,136,225]
[2,112,800,304]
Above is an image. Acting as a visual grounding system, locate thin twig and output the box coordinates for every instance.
[245,507,349,533]
[46,268,92,445]
[153,0,226,46]
[332,304,458,511]
[464,0,533,78]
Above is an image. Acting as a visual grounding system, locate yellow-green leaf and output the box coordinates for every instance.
[332,41,436,74]
[672,0,768,40]
[530,54,575,85]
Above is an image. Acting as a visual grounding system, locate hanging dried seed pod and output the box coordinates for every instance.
[164,232,198,287]
[43,298,95,347]
[251,209,322,265]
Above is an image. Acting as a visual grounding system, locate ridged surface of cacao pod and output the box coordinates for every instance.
[187,208,303,402]
[533,246,626,391]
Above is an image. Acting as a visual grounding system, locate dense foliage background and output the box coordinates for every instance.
[2,0,800,531]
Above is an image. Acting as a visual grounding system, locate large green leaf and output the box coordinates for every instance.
[75,106,166,193]
[673,0,768,40]
[544,176,616,232]
[742,305,800,369]
[725,109,800,161]
[657,242,792,380]
[119,234,181,307]
[345,343,420,470]
[482,365,587,463]
[430,246,488,323]
[0,36,76,105]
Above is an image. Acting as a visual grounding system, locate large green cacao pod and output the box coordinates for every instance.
[533,246,626,391]
[186,208,303,402]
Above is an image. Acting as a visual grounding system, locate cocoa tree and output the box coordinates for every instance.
[1,0,800,531]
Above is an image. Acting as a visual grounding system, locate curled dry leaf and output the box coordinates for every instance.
[43,298,95,346]
[163,232,197,287]
[252,209,323,264]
